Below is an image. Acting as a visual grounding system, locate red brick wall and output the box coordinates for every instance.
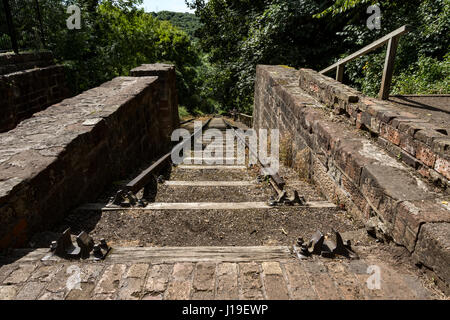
[254,65,450,293]
[298,69,449,189]
[0,52,69,132]
[130,63,180,144]
[0,64,179,249]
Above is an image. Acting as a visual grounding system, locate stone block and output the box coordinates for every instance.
[413,223,450,294]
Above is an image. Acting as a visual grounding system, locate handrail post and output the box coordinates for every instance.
[379,36,400,100]
[2,0,18,54]
[336,64,344,82]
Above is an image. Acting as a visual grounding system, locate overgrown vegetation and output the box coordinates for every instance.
[187,0,449,113]
[150,11,201,39]
[2,0,447,116]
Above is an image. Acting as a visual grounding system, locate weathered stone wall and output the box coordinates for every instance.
[0,63,178,249]
[0,51,54,75]
[130,64,179,143]
[0,52,69,132]
[299,69,450,190]
[254,65,450,293]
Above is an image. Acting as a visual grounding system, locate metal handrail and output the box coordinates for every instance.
[320,25,411,100]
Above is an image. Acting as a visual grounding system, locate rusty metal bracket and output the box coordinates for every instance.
[268,189,307,206]
[107,190,139,208]
[50,229,111,261]
[76,231,94,259]
[294,230,359,260]
[51,228,81,259]
[93,239,111,261]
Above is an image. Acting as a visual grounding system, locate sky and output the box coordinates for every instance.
[141,0,195,13]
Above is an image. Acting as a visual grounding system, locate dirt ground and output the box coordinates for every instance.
[42,206,357,247]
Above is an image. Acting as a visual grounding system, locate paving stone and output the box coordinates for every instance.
[303,260,342,300]
[93,293,114,300]
[126,264,149,279]
[215,263,239,300]
[16,281,46,300]
[238,263,264,300]
[261,262,289,300]
[326,261,365,300]
[2,264,36,284]
[118,278,145,300]
[283,262,317,300]
[192,263,216,300]
[402,275,432,300]
[164,263,194,300]
[165,280,192,300]
[172,263,194,280]
[357,260,418,300]
[30,264,64,282]
[0,264,18,283]
[143,264,172,299]
[66,282,95,300]
[38,291,65,300]
[0,285,17,300]
[94,264,126,295]
[80,264,105,283]
[44,264,71,294]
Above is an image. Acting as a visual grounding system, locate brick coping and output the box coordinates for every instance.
[253,65,450,294]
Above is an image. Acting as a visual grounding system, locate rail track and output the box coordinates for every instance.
[1,116,445,300]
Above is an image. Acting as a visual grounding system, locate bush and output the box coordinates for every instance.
[391,54,449,95]
[178,106,191,119]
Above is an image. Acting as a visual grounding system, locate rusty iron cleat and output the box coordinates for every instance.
[296,230,358,260]
[76,231,94,259]
[136,199,147,207]
[107,190,139,208]
[285,190,307,206]
[308,230,325,255]
[52,228,81,259]
[157,175,165,183]
[93,240,111,261]
[331,231,359,259]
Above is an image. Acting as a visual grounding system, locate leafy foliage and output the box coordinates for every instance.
[31,0,202,112]
[188,0,448,111]
[334,0,449,96]
[150,11,201,39]
[3,0,447,116]
[391,54,449,95]
[187,0,348,112]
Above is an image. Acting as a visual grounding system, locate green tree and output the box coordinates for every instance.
[187,0,347,112]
